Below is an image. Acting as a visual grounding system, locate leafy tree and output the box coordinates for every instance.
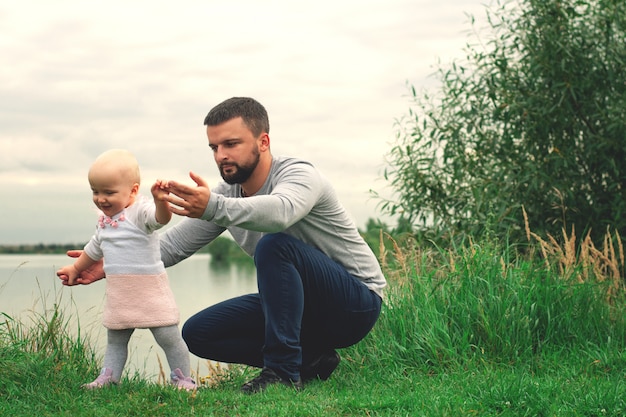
[381,0,626,244]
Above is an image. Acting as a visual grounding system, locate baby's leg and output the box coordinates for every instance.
[103,328,135,382]
[150,325,191,376]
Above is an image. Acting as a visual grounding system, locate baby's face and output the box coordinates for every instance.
[88,172,137,217]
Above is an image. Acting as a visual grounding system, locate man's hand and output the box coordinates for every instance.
[165,171,211,218]
[56,250,105,286]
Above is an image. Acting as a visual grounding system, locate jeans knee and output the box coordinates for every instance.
[254,233,290,262]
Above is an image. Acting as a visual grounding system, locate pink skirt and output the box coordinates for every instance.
[102,272,180,330]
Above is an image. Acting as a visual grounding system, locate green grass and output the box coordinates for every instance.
[2,237,626,416]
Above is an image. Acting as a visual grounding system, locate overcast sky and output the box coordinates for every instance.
[1,0,491,245]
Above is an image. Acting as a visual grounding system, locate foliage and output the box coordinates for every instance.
[204,236,254,267]
[381,0,626,245]
[359,217,414,267]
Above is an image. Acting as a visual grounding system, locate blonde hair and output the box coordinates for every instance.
[89,149,141,185]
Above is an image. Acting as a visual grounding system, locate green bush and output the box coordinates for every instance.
[381,0,626,244]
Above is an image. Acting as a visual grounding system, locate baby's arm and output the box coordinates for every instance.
[152,179,172,225]
[56,251,98,285]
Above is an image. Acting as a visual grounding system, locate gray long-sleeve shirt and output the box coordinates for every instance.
[160,156,386,298]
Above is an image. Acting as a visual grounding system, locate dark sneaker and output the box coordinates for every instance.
[241,367,302,394]
[301,351,340,383]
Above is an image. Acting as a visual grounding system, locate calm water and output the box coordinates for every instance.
[0,253,257,381]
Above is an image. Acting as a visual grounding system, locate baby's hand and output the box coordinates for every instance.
[57,265,79,286]
[152,179,170,200]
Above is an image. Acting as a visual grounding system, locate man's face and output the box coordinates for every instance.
[207,117,263,184]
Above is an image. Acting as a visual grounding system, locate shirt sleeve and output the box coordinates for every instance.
[159,217,226,267]
[132,197,162,234]
[83,231,103,261]
[201,162,323,232]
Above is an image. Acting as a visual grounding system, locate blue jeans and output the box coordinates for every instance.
[182,233,382,381]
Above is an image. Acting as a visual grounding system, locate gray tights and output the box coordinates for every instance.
[102,325,191,383]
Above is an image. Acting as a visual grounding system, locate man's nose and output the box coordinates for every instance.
[215,147,228,161]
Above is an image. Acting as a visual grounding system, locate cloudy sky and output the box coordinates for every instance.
[1,0,490,245]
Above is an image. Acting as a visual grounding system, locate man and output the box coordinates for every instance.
[63,97,386,393]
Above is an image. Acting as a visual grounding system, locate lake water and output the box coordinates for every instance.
[0,253,257,381]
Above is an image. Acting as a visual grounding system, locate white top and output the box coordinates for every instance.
[84,196,165,276]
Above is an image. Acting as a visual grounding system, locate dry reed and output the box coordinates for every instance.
[522,205,625,302]
[379,207,625,304]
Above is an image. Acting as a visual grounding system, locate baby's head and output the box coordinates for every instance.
[88,149,141,216]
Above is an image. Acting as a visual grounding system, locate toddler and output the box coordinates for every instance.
[57,149,196,390]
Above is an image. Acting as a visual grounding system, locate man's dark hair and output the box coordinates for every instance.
[203,97,270,137]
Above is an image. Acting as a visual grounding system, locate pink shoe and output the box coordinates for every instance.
[82,368,114,389]
[171,368,197,391]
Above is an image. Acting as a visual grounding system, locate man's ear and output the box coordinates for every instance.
[259,133,270,151]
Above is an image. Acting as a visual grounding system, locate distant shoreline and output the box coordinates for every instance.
[0,244,87,255]
[0,242,217,256]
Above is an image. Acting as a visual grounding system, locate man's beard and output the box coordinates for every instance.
[219,149,260,184]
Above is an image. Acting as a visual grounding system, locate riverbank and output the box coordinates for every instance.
[2,236,626,416]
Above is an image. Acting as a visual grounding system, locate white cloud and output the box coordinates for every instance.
[0,0,490,244]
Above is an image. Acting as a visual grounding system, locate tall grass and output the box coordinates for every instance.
[0,302,97,413]
[347,224,626,373]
